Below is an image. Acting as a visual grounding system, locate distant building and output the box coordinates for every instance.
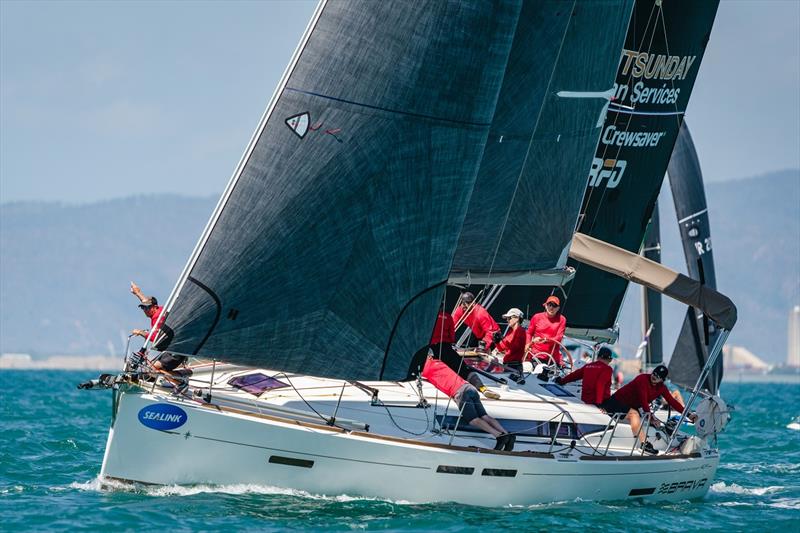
[789,306,800,368]
[723,345,770,372]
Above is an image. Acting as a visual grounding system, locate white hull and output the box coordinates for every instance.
[101,370,719,506]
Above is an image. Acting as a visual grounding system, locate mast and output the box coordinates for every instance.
[641,204,662,370]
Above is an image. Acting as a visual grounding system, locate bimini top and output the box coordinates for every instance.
[568,232,737,330]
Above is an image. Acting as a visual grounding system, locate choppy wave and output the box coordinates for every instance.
[722,462,800,475]
[710,482,786,496]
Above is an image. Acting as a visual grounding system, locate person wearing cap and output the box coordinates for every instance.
[452,292,500,350]
[130,282,181,372]
[526,295,567,366]
[491,308,527,373]
[599,364,697,454]
[555,346,615,406]
[130,282,166,345]
[421,356,514,451]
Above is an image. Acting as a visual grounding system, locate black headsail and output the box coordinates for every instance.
[451,0,633,283]
[667,121,723,394]
[564,0,720,340]
[159,1,524,380]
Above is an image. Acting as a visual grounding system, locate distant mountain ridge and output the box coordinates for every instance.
[1,170,798,363]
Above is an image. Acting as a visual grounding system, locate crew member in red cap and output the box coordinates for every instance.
[526,295,567,366]
[452,292,500,349]
[600,364,697,454]
[555,346,614,405]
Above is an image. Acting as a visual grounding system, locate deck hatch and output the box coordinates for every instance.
[628,487,656,496]
[481,468,517,477]
[436,465,475,475]
[268,455,314,468]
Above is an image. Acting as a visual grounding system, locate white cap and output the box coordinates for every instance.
[502,307,524,319]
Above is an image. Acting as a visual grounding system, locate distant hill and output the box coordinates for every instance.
[615,168,800,364]
[1,170,798,363]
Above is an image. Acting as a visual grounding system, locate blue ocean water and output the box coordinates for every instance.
[1,370,798,531]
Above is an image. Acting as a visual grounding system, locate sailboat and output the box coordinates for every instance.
[86,0,737,506]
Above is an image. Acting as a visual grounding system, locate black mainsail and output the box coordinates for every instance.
[564,0,720,340]
[159,1,524,380]
[667,121,723,393]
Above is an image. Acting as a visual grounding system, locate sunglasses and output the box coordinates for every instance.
[546,303,560,308]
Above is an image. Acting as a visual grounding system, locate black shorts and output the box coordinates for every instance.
[157,353,187,372]
[600,395,631,415]
[455,385,486,423]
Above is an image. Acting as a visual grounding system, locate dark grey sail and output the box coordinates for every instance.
[641,204,663,368]
[667,121,722,393]
[451,0,633,280]
[159,1,524,380]
[563,0,720,339]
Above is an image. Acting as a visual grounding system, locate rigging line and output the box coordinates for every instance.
[273,372,347,430]
[657,3,686,134]
[484,0,576,280]
[577,0,658,231]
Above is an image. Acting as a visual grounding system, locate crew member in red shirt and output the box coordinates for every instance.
[555,346,614,405]
[491,308,527,373]
[600,364,697,454]
[526,295,567,366]
[452,292,500,349]
[421,357,514,451]
[130,281,182,372]
[407,307,500,400]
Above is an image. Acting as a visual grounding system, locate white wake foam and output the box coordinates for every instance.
[67,476,415,504]
[710,482,785,496]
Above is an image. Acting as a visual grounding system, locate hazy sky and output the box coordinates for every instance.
[1,0,798,204]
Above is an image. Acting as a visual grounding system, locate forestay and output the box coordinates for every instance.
[451,0,633,281]
[160,1,523,380]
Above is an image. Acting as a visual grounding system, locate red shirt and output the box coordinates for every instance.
[422,357,467,398]
[612,373,685,413]
[496,326,527,363]
[430,311,456,345]
[560,360,612,405]
[147,305,166,342]
[453,304,499,345]
[526,312,566,365]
